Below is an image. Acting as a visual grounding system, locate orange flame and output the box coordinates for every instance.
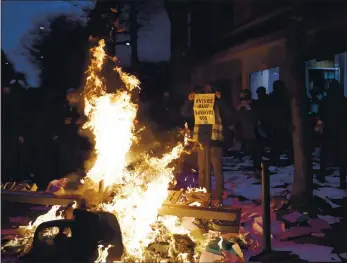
[83,40,187,260]
[2,39,220,263]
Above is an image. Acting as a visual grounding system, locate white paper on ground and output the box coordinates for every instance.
[277,165,294,174]
[289,244,338,262]
[313,190,341,208]
[325,175,341,188]
[314,187,347,200]
[270,173,293,187]
[253,216,285,236]
[233,183,287,200]
[313,175,340,188]
[273,242,339,262]
[199,251,223,262]
[232,243,243,260]
[318,214,341,225]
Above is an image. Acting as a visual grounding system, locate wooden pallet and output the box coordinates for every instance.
[2,189,241,233]
[161,190,241,233]
[164,190,210,207]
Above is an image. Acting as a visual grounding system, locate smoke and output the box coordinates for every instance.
[3,1,94,87]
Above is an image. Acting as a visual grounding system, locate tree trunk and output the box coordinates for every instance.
[130,1,139,71]
[285,12,313,208]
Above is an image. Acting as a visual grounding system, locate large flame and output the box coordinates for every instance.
[83,39,185,260]
[2,39,216,263]
[83,39,140,187]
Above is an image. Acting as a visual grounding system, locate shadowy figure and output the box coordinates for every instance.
[156,91,183,132]
[234,89,267,177]
[268,80,293,164]
[19,88,50,189]
[58,89,84,178]
[253,86,271,136]
[1,80,26,181]
[318,80,346,188]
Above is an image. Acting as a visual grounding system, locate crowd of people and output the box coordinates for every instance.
[1,75,346,195]
[2,82,89,189]
[179,79,346,206]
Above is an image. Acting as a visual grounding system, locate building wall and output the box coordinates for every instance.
[192,34,287,107]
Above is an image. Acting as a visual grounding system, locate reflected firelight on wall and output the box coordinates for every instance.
[250,67,279,99]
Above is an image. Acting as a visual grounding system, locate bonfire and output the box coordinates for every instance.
[1,39,222,263]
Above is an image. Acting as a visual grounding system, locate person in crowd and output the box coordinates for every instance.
[308,78,327,114]
[254,86,267,101]
[58,89,84,178]
[46,177,69,193]
[156,91,183,132]
[253,86,271,134]
[153,91,186,158]
[317,80,346,188]
[43,89,63,180]
[1,81,26,181]
[181,83,232,206]
[234,89,268,177]
[268,80,292,164]
[21,88,55,189]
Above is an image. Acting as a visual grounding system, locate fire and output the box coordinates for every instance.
[95,244,114,263]
[1,206,63,254]
[3,39,218,262]
[23,205,63,233]
[83,92,138,186]
[83,39,139,187]
[101,144,183,260]
[184,122,190,146]
[83,39,187,261]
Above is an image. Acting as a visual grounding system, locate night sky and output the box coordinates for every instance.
[1,0,170,87]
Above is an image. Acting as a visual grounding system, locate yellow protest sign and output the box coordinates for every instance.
[193,93,215,125]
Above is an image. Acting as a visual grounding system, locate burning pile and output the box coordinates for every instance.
[82,39,189,261]
[2,39,221,263]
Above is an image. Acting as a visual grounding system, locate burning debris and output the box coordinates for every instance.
[1,39,242,263]
[1,205,64,257]
[170,234,196,261]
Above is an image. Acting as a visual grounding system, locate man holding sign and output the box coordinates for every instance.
[181,83,232,207]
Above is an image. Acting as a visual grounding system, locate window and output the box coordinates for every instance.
[249,67,279,99]
[305,53,347,113]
